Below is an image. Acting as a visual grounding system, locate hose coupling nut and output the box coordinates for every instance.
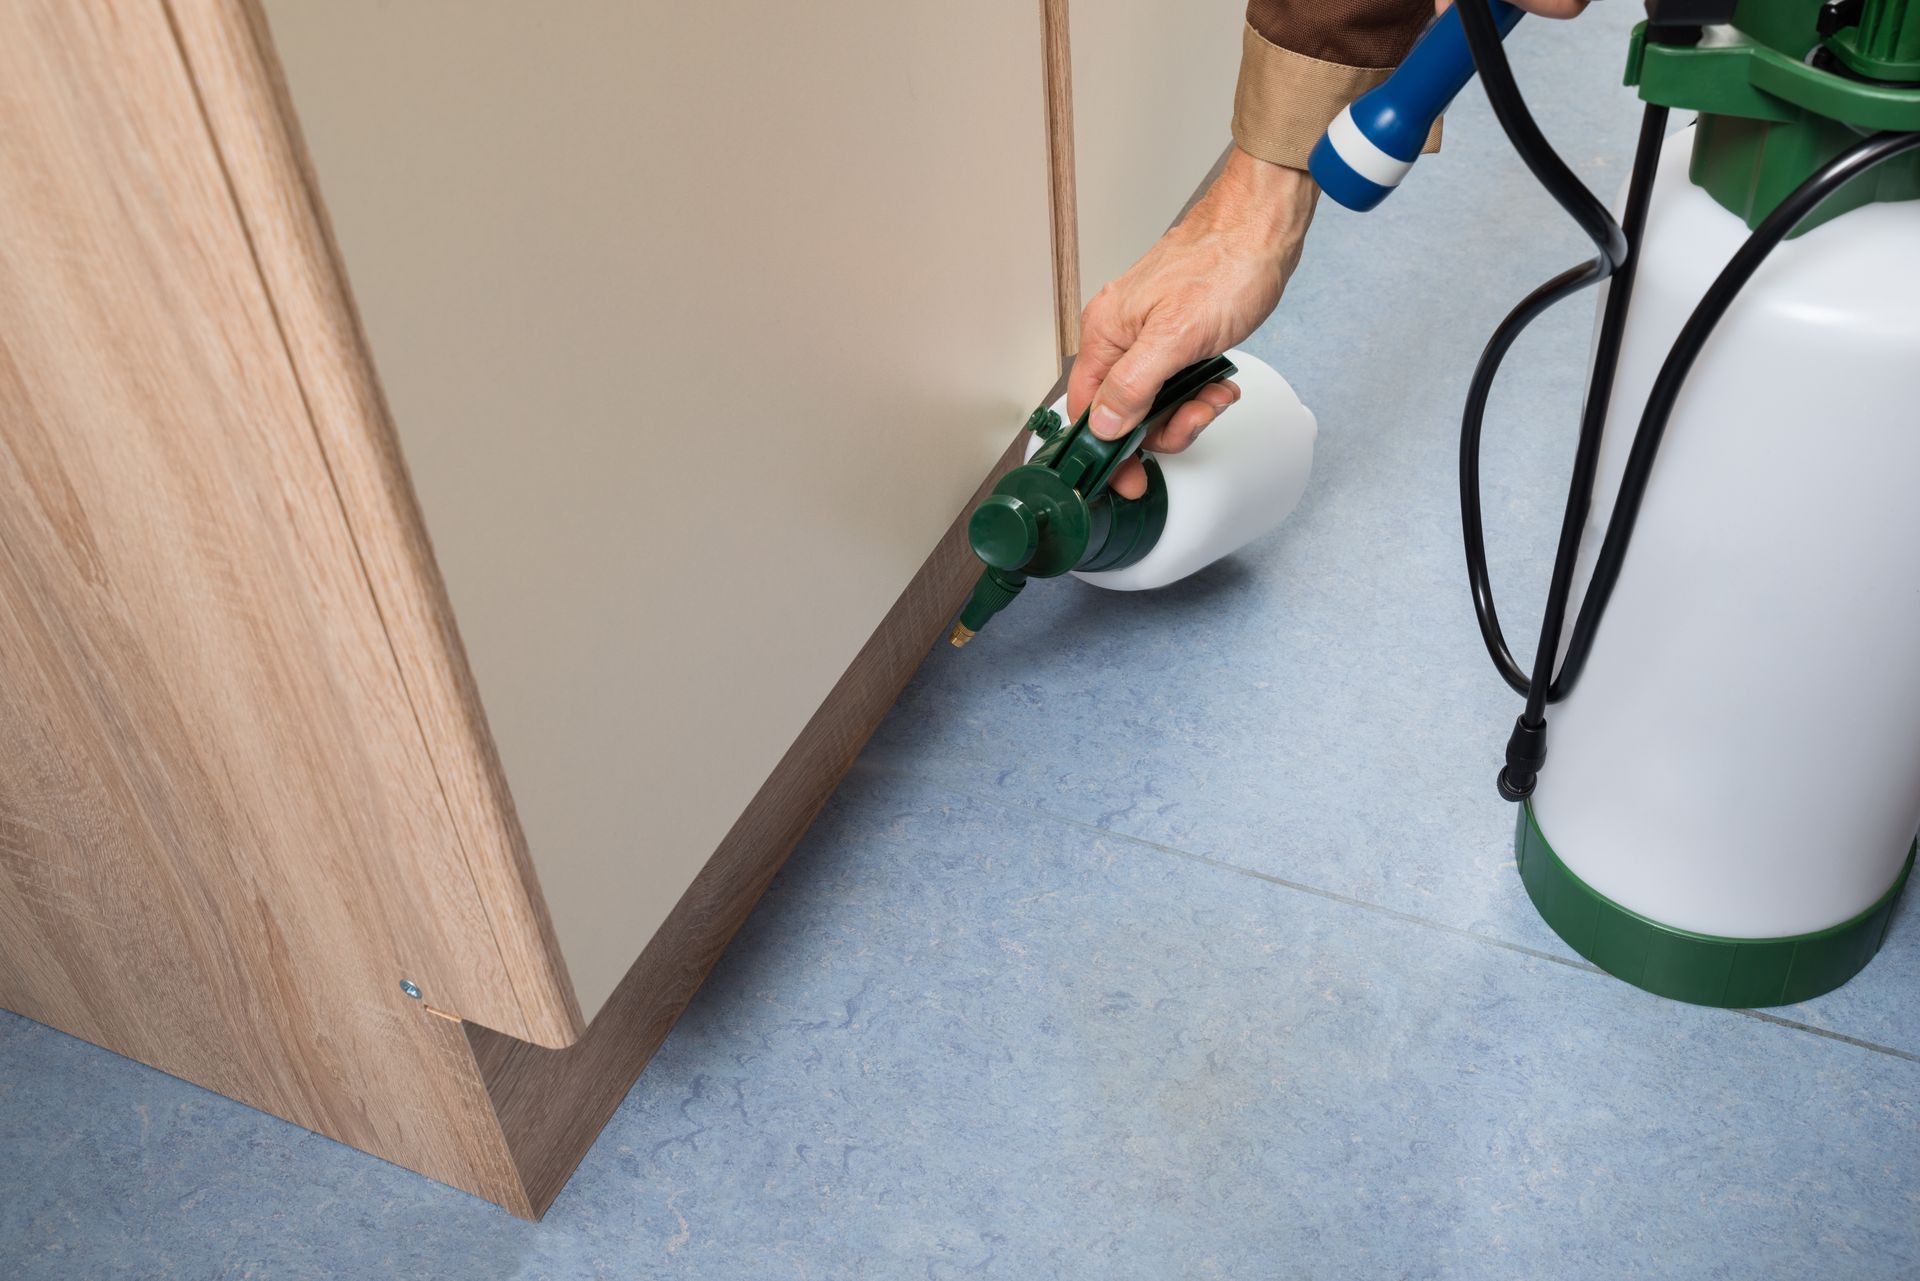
[1498,716,1549,802]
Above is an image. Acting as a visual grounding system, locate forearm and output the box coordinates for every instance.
[1186,146,1319,272]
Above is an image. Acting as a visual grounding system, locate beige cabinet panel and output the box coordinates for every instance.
[261,1,1062,1022]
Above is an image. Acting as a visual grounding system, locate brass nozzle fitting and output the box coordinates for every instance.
[947,568,1024,652]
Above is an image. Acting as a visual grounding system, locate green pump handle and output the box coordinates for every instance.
[950,354,1237,646]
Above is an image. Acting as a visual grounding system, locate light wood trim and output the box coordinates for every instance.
[164,0,583,1048]
[1043,0,1082,360]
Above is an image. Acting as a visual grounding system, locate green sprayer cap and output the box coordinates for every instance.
[969,495,1042,570]
[949,355,1235,647]
[1628,0,1920,235]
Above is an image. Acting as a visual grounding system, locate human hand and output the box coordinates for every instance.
[1065,146,1316,500]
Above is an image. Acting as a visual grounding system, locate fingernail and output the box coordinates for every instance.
[1090,404,1126,440]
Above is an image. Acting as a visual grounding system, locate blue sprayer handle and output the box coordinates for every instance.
[1308,1,1524,211]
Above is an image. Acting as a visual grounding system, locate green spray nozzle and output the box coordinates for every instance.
[948,355,1236,647]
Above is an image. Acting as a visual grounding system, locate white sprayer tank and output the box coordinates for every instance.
[1031,349,1317,590]
[1530,123,1920,945]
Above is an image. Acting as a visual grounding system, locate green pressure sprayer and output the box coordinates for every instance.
[950,355,1236,646]
[1312,0,1920,1006]
[951,347,1320,645]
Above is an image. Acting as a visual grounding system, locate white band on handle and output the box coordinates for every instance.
[1326,106,1415,189]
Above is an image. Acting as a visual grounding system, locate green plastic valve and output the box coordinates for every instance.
[949,355,1236,647]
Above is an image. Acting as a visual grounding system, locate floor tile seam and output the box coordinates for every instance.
[849,759,1920,1066]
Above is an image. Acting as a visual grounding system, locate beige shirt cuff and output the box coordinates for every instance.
[1231,21,1443,172]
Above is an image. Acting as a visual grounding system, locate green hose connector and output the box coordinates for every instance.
[948,356,1233,648]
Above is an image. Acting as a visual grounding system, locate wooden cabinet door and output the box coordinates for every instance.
[2,0,1069,1215]
[0,0,563,1207]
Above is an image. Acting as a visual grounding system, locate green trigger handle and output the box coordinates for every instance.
[950,353,1238,647]
[1036,354,1238,497]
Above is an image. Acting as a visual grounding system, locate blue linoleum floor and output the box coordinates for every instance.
[4,8,1916,1278]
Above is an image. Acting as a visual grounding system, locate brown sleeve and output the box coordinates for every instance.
[1233,0,1444,171]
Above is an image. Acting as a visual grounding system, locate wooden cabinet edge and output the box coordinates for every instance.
[165,0,586,1049]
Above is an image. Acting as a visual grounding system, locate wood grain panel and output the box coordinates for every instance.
[0,0,531,1206]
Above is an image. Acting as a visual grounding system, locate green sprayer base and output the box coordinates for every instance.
[1515,803,1914,1009]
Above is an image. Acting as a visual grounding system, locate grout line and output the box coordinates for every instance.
[851,759,1920,1067]
[854,761,1605,978]
[1728,1009,1920,1064]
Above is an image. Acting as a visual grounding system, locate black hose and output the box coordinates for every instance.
[1457,1,1626,267]
[1454,0,1654,798]
[1451,0,1920,800]
[1459,105,1668,696]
